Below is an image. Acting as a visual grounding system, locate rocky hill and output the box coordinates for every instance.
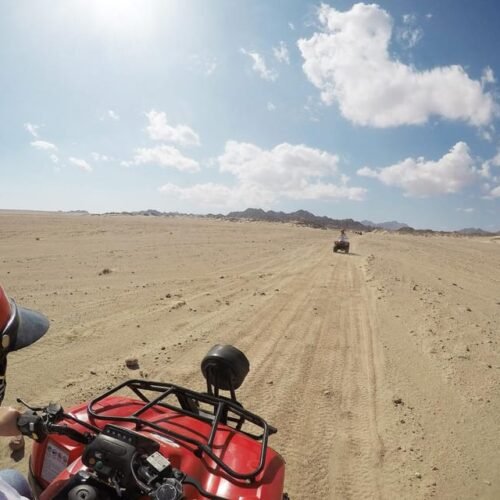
[226,208,369,230]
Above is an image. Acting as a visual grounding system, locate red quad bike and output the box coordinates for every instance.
[17,345,289,499]
[333,240,350,254]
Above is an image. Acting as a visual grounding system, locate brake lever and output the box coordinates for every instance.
[16,398,45,412]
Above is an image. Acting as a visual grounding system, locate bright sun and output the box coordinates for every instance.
[78,0,159,39]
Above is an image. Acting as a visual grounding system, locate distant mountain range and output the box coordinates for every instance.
[455,227,493,235]
[98,208,498,235]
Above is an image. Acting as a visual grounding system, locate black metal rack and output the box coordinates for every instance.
[87,379,277,481]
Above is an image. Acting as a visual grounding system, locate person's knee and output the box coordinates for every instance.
[0,469,33,499]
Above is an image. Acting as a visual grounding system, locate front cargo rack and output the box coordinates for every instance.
[87,379,277,481]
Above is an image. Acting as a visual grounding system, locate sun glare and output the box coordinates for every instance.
[77,0,159,39]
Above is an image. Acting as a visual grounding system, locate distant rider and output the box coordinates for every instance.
[338,229,349,242]
[0,285,50,499]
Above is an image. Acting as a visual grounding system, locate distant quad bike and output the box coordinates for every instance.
[17,345,289,499]
[333,240,350,253]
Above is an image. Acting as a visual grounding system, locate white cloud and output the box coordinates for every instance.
[159,183,249,207]
[218,141,339,184]
[145,110,200,147]
[491,152,500,167]
[397,13,423,49]
[24,122,40,138]
[481,66,495,86]
[160,141,366,209]
[457,207,475,213]
[125,145,199,172]
[358,142,478,197]
[240,48,278,82]
[273,41,290,64]
[100,109,120,121]
[298,3,496,127]
[288,22,295,31]
[69,157,93,172]
[31,140,58,151]
[49,154,59,164]
[479,151,500,180]
[267,102,276,111]
[189,54,217,76]
[91,152,112,162]
[480,151,500,197]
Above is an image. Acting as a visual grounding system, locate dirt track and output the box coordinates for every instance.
[1,212,498,499]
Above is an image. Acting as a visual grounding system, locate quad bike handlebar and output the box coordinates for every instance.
[16,400,228,499]
[17,399,94,444]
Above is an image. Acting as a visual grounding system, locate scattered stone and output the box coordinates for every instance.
[432,466,438,471]
[220,276,225,279]
[466,307,472,312]
[136,324,141,328]
[170,300,186,310]
[483,480,491,486]
[35,237,40,241]
[400,419,406,424]
[161,346,166,350]
[393,397,404,406]
[415,472,422,479]
[99,268,112,276]
[165,293,171,298]
[267,381,273,385]
[125,357,140,370]
[323,390,331,396]
[90,369,97,375]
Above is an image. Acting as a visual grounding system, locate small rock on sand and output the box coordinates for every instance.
[125,357,140,370]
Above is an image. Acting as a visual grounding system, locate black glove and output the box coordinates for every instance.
[17,410,47,442]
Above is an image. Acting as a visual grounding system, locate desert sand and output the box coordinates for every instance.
[0,211,498,499]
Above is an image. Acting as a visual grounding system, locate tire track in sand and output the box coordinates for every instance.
[202,245,386,499]
[329,258,385,499]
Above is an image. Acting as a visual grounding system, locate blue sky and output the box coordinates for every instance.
[1,0,499,230]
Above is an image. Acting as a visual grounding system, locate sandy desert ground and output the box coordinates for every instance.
[0,211,498,499]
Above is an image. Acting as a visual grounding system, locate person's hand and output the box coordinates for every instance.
[0,406,22,436]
